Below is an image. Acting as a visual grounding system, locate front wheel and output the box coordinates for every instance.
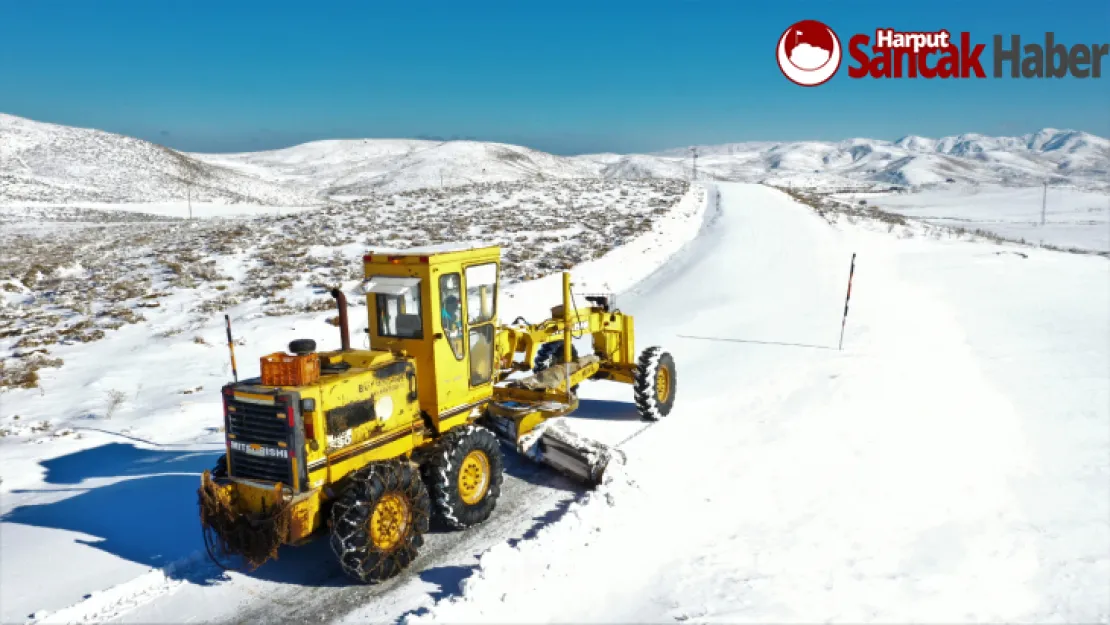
[329,460,431,583]
[422,424,504,530]
[634,346,677,420]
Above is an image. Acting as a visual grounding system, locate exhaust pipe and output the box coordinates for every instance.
[330,288,351,352]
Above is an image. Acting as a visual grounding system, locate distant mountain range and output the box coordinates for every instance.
[1,112,1106,205]
[651,129,1109,188]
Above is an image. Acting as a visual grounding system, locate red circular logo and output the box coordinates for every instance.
[777,20,842,86]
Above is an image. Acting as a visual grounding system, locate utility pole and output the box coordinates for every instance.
[1041,180,1047,226]
[689,147,698,181]
[187,179,193,220]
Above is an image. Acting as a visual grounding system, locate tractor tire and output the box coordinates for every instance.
[288,338,317,355]
[329,459,431,584]
[533,341,580,394]
[421,424,504,530]
[634,346,677,420]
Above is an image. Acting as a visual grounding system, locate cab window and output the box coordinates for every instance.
[375,282,423,339]
[469,325,494,385]
[465,263,497,325]
[439,273,464,360]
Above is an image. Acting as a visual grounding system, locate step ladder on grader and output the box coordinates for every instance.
[198,244,677,583]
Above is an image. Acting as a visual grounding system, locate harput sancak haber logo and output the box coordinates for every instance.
[776,19,842,87]
[777,21,1108,85]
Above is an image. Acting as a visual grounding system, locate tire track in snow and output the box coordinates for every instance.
[223,460,578,624]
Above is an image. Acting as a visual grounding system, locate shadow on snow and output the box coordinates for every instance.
[1,426,598,590]
[2,442,228,584]
[242,443,582,588]
[574,398,643,421]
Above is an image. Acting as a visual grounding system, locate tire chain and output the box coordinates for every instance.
[422,424,504,530]
[329,459,431,583]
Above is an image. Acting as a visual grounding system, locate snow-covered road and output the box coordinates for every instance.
[8,182,1108,623]
[404,183,1110,623]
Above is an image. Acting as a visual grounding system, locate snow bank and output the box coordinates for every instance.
[29,552,217,624]
[496,183,713,324]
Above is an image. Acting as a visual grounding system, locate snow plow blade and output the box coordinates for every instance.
[524,419,624,485]
[485,401,624,486]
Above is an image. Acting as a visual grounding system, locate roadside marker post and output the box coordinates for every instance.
[838,253,856,351]
[225,314,239,382]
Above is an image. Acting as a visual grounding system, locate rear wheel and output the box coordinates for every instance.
[329,460,430,583]
[422,425,504,530]
[634,346,677,420]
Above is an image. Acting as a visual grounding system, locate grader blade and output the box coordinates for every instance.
[520,418,624,485]
[192,243,674,585]
[486,398,624,485]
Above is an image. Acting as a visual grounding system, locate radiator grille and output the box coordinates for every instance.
[229,449,289,483]
[226,394,293,485]
[227,402,287,445]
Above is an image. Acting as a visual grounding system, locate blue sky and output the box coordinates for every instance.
[1,0,1107,154]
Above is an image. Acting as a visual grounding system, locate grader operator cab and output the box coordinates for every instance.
[199,244,677,583]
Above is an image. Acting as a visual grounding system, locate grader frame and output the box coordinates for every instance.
[199,243,676,581]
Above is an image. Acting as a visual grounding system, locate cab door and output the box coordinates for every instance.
[461,262,498,396]
[433,271,472,413]
[430,262,499,422]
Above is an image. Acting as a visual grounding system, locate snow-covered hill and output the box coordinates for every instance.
[0,114,319,205]
[631,129,1110,189]
[0,178,690,393]
[192,139,597,197]
[2,113,1107,205]
[196,127,1110,194]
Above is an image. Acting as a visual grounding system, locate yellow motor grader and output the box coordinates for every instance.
[199,244,676,583]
